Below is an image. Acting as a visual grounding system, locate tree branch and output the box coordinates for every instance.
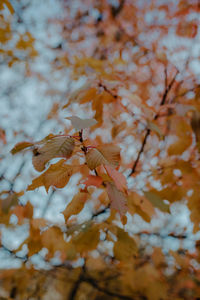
[128,69,179,177]
[68,268,85,300]
[84,275,133,300]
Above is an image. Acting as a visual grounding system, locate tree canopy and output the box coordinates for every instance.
[1,0,200,299]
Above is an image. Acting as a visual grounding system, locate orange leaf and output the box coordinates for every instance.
[62,191,88,222]
[83,175,103,188]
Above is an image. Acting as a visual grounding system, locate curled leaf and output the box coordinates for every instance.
[11,141,34,155]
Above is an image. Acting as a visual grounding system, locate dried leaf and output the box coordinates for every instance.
[27,159,73,192]
[66,116,97,131]
[11,141,34,155]
[86,144,120,170]
[32,136,75,172]
[62,191,88,222]
[106,182,127,216]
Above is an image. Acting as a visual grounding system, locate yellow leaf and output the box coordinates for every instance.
[27,159,73,192]
[86,144,120,170]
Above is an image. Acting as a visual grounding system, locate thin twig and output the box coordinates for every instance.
[128,69,179,177]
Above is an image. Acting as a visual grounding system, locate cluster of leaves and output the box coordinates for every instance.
[1,0,200,299]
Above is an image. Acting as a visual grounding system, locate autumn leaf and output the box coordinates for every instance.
[127,192,155,222]
[72,224,100,254]
[104,165,127,192]
[144,191,170,213]
[11,141,34,155]
[113,227,137,261]
[62,84,97,108]
[66,116,97,131]
[41,226,67,258]
[147,120,163,139]
[86,144,120,170]
[83,175,103,188]
[168,117,192,155]
[62,191,88,223]
[27,159,73,192]
[106,182,127,216]
[32,136,75,172]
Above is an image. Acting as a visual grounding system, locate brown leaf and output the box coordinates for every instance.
[27,159,73,192]
[62,191,88,222]
[11,141,34,155]
[32,136,75,172]
[66,116,97,131]
[86,144,120,170]
[106,182,127,216]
